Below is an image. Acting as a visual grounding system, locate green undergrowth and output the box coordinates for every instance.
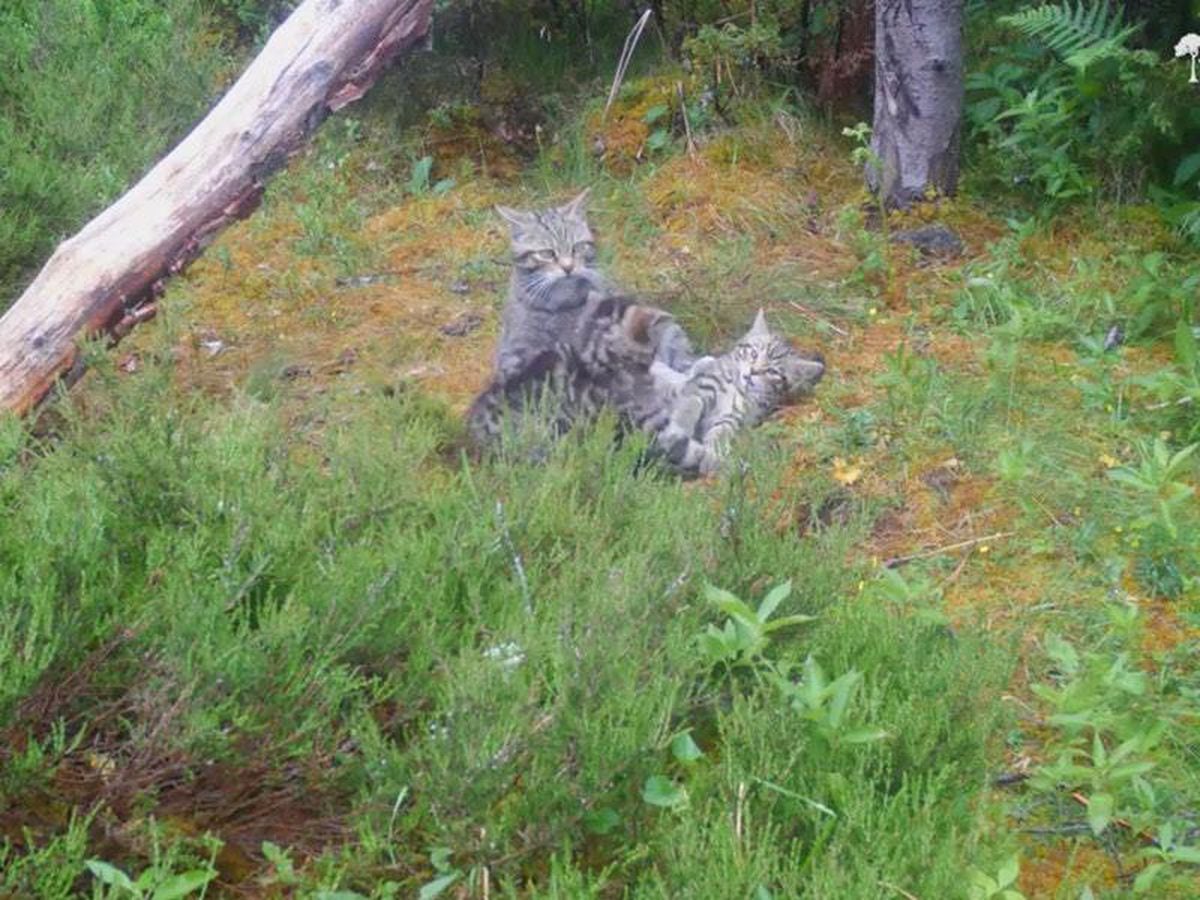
[0,332,1013,896]
[0,0,232,306]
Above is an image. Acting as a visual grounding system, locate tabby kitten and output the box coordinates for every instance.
[493,190,695,378]
[629,310,825,477]
[467,291,671,450]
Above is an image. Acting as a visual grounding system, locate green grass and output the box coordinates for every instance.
[0,334,1015,896]
[0,0,229,307]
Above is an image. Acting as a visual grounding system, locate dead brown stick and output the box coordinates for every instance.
[677,81,698,159]
[883,531,1016,569]
[787,300,849,337]
[0,0,432,416]
[1144,395,1194,412]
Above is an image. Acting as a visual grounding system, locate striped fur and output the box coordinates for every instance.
[493,192,695,380]
[467,293,667,451]
[628,310,826,477]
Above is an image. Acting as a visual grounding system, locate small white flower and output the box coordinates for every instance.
[1175,33,1200,83]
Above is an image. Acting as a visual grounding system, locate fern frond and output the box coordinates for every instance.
[999,2,1140,69]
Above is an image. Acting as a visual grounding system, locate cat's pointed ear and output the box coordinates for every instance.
[495,205,534,230]
[561,187,591,219]
[749,308,770,337]
[624,307,655,345]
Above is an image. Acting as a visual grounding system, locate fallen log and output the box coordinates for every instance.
[0,0,432,415]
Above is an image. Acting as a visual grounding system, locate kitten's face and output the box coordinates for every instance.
[732,311,825,405]
[496,191,600,299]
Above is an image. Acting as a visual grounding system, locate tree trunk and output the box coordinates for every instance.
[0,0,431,416]
[868,0,964,208]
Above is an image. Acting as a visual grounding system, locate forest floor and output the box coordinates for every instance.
[2,67,1198,899]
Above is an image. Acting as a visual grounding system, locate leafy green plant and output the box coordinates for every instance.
[1106,437,1198,598]
[683,21,785,104]
[967,2,1178,205]
[85,857,217,899]
[966,854,1025,900]
[1133,821,1200,893]
[771,656,888,752]
[1024,623,1200,890]
[405,155,455,197]
[642,774,690,810]
[1131,321,1200,442]
[418,847,461,899]
[997,2,1141,72]
[643,103,672,154]
[698,581,815,671]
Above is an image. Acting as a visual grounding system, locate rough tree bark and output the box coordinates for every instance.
[868,0,964,208]
[0,0,431,416]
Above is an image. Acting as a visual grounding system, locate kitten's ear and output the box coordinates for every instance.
[495,205,534,230]
[561,188,591,219]
[624,306,658,345]
[749,308,770,337]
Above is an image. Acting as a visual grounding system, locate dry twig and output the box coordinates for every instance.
[884,531,1015,569]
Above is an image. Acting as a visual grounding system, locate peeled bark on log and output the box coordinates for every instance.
[868,0,964,209]
[0,0,432,415]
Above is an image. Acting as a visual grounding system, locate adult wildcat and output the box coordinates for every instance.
[492,190,695,379]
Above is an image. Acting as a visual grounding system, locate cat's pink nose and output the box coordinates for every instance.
[559,256,575,273]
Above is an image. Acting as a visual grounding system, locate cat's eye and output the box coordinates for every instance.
[573,241,596,259]
[533,249,557,262]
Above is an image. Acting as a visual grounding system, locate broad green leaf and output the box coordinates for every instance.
[997,854,1020,888]
[670,732,703,764]
[85,861,137,892]
[1107,469,1152,491]
[1087,792,1114,836]
[429,847,454,872]
[1043,634,1079,674]
[827,671,861,729]
[1110,761,1156,782]
[1172,151,1200,186]
[841,727,889,745]
[418,873,460,900]
[802,655,827,694]
[646,129,670,151]
[1170,845,1200,864]
[582,808,621,835]
[967,869,998,895]
[643,103,669,124]
[1133,862,1166,893]
[151,870,217,900]
[711,597,760,627]
[1168,441,1199,471]
[762,613,817,634]
[705,585,752,615]
[642,775,688,809]
[756,580,792,621]
[408,156,434,194]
